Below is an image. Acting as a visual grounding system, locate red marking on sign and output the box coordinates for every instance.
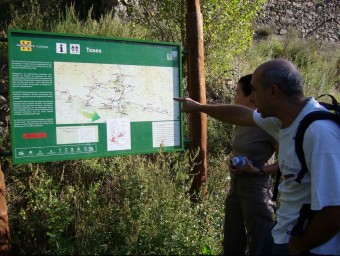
[22,133,47,139]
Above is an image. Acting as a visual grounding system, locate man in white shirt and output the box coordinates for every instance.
[174,58,340,255]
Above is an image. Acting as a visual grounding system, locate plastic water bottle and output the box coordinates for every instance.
[231,156,247,167]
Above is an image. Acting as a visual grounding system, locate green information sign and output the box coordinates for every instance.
[8,29,183,164]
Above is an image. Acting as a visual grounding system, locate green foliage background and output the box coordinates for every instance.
[0,0,339,255]
[8,152,226,255]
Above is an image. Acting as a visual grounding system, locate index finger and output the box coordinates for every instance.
[173,97,186,103]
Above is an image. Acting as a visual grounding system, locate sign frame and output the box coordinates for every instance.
[8,29,183,164]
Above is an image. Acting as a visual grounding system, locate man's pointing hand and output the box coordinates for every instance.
[173,97,201,113]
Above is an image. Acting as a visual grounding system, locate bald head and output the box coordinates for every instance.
[254,58,304,98]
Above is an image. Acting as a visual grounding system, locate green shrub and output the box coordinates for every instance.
[207,118,235,158]
[9,0,60,31]
[254,26,275,40]
[7,152,226,255]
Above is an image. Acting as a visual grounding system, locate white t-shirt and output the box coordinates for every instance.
[253,98,340,255]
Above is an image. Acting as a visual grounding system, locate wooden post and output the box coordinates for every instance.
[0,162,11,255]
[186,0,207,197]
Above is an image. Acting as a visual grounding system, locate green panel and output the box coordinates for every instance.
[8,29,184,164]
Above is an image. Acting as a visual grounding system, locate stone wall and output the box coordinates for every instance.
[255,0,339,42]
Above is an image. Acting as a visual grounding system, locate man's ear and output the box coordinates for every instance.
[270,84,281,99]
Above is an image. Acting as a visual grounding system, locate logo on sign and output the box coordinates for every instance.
[70,44,80,54]
[20,40,32,51]
[56,43,67,54]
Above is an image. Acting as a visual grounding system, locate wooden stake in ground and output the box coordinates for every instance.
[186,0,207,197]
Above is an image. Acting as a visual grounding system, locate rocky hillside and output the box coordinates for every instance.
[255,0,339,42]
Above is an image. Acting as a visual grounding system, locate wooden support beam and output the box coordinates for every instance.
[186,0,207,197]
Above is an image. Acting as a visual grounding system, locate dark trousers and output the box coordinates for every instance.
[224,177,275,255]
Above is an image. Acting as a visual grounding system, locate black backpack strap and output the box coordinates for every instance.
[294,111,340,183]
[316,94,340,115]
[272,166,281,202]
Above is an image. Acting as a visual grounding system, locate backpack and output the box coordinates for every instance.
[272,94,340,199]
[274,94,340,236]
[294,94,340,183]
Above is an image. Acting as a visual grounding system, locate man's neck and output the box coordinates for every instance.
[278,97,308,128]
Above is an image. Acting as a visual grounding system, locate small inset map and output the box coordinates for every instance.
[106,118,131,151]
[54,62,180,124]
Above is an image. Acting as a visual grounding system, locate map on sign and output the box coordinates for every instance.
[54,62,180,124]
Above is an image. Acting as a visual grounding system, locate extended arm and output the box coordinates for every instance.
[173,97,257,126]
[288,206,340,255]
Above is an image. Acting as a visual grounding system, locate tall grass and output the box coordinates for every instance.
[9,2,149,40]
[238,31,340,98]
